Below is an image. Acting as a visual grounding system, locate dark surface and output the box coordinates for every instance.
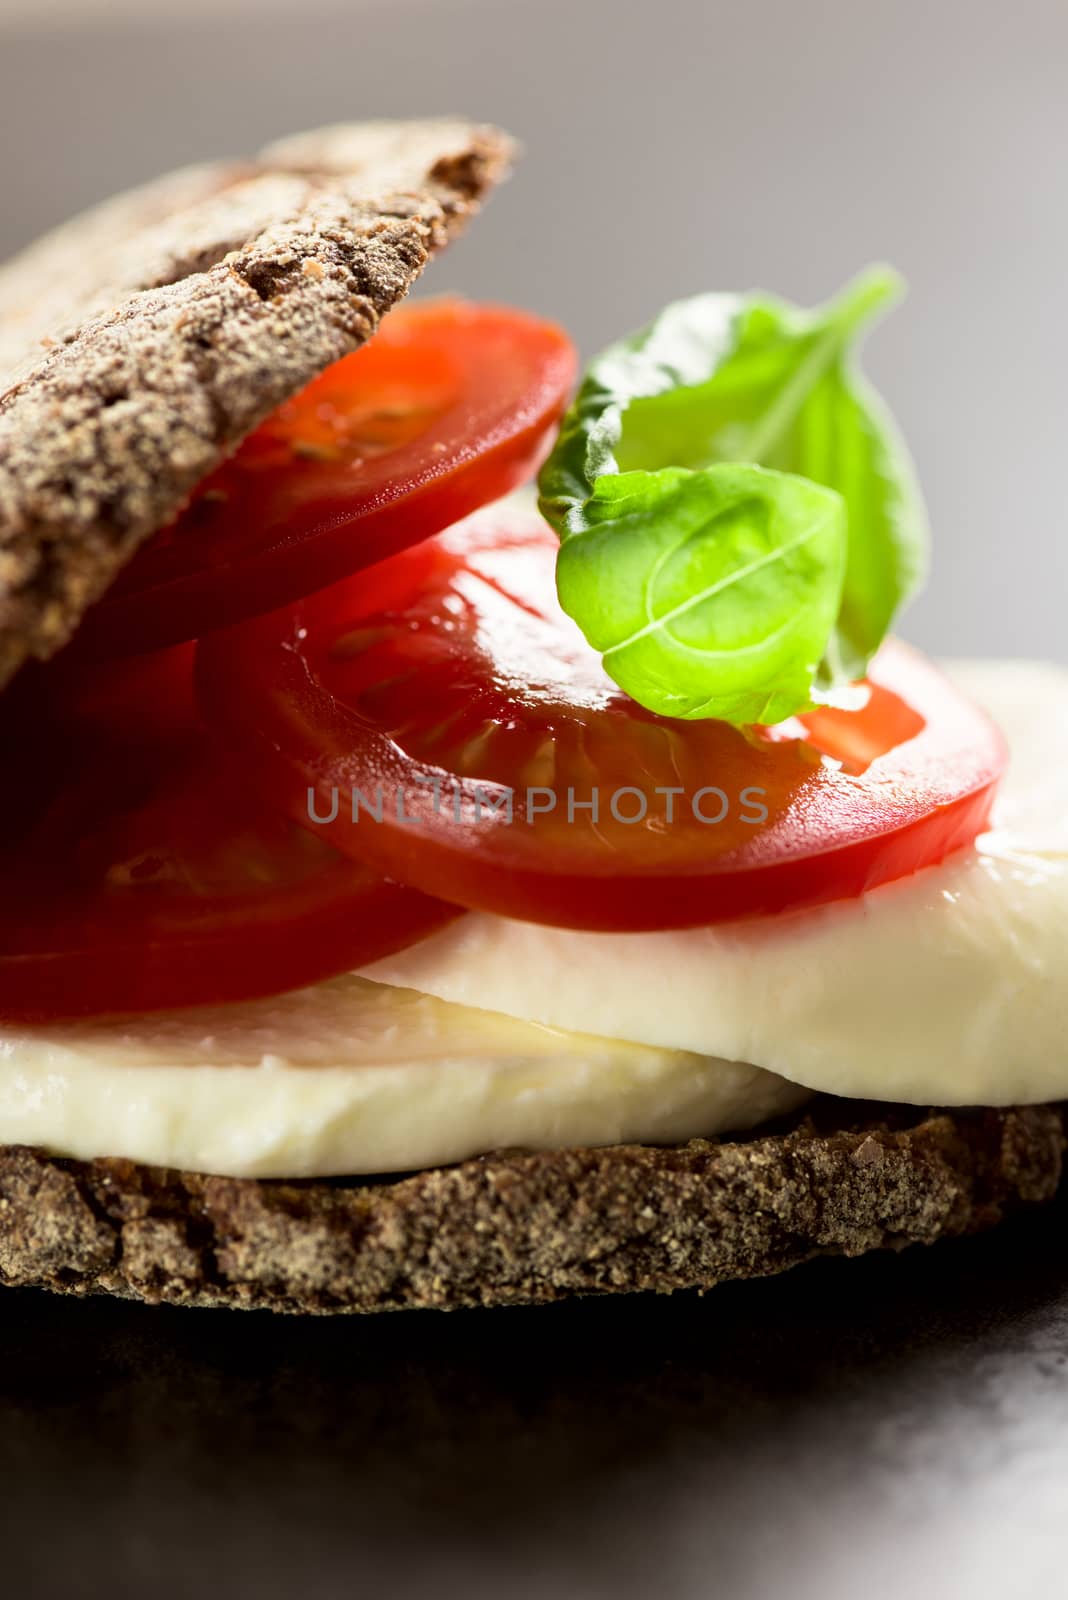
[3,1203,1067,1600]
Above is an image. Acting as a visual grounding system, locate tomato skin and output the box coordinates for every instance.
[71,301,577,657]
[196,504,1008,933]
[0,649,458,1023]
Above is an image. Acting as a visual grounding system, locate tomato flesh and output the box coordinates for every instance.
[196,502,1007,931]
[72,300,577,656]
[0,649,458,1021]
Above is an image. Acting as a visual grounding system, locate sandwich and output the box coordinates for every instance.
[0,120,1064,1315]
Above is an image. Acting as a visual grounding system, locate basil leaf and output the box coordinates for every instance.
[557,465,847,724]
[539,266,928,722]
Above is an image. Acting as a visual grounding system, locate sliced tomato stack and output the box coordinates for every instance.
[196,503,1007,931]
[0,646,460,1022]
[0,298,1007,1020]
[0,300,573,1020]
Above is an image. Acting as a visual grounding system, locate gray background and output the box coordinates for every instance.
[2,5,1068,1598]
[1,0,1065,663]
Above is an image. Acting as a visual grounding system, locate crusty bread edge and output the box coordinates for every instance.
[0,121,514,689]
[1,1101,1063,1315]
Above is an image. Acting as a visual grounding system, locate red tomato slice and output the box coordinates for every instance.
[196,502,1007,932]
[0,649,458,1022]
[72,300,577,657]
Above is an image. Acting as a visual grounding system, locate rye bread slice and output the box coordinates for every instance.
[0,119,513,690]
[1,1101,1063,1315]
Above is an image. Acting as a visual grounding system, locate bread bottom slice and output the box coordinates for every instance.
[0,1100,1064,1315]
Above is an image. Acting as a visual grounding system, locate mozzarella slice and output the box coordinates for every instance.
[364,661,1068,1109]
[0,976,805,1178]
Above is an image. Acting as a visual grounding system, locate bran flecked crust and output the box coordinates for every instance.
[0,119,514,690]
[1,1101,1063,1315]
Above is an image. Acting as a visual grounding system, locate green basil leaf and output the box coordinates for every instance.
[557,465,847,725]
[539,266,928,722]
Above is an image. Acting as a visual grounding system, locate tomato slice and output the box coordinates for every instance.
[196,502,1007,932]
[0,649,458,1022]
[72,300,577,657]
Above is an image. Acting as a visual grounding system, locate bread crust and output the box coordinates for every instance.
[0,120,513,689]
[1,1101,1063,1315]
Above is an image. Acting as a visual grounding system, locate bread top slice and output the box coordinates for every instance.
[0,119,514,690]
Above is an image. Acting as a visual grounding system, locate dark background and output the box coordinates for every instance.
[2,3,1067,1594]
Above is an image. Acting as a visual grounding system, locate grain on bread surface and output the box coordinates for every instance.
[0,119,513,690]
[1,1101,1063,1315]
